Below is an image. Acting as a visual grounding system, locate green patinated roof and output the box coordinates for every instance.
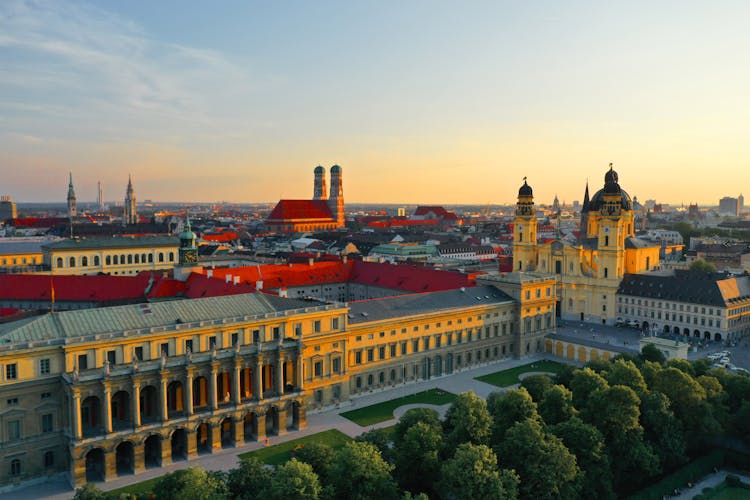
[42,236,179,252]
[0,293,331,345]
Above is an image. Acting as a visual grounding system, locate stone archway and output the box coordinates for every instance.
[193,377,208,409]
[167,381,184,417]
[171,428,187,461]
[196,422,211,454]
[111,391,131,429]
[663,325,670,334]
[144,435,161,468]
[85,448,105,482]
[115,441,134,476]
[715,333,722,341]
[266,407,278,436]
[220,418,233,448]
[243,413,256,442]
[81,396,101,436]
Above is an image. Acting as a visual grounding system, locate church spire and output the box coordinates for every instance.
[580,180,590,239]
[67,172,77,218]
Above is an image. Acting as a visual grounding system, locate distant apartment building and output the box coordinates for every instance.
[0,195,17,221]
[719,196,740,216]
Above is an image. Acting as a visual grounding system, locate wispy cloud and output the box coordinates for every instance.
[0,0,260,146]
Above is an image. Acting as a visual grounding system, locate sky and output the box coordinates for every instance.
[1,1,749,206]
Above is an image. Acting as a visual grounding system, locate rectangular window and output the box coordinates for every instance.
[40,358,51,375]
[294,323,302,335]
[160,343,169,356]
[134,346,143,361]
[412,340,419,353]
[44,451,54,468]
[77,355,88,370]
[314,361,323,377]
[231,333,239,346]
[367,349,374,362]
[379,346,386,359]
[435,336,441,348]
[252,330,260,343]
[423,337,430,350]
[401,342,407,355]
[332,317,339,330]
[7,398,18,406]
[390,344,396,357]
[6,363,17,380]
[42,413,53,433]
[355,351,362,364]
[185,339,193,353]
[41,392,51,400]
[7,420,20,440]
[208,336,217,349]
[106,350,116,365]
[314,320,321,333]
[332,357,341,374]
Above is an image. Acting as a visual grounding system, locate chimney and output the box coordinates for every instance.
[206,269,213,279]
[309,257,314,266]
[233,276,240,285]
[225,274,232,283]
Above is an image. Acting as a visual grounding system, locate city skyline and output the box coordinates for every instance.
[2,1,750,205]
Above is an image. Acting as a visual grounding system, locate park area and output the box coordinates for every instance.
[474,359,567,387]
[340,388,457,426]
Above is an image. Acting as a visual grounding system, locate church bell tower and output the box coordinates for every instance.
[513,178,538,272]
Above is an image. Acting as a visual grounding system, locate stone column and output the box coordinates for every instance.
[71,453,86,488]
[132,382,141,427]
[185,370,194,416]
[104,450,116,480]
[275,353,285,395]
[133,442,145,473]
[297,405,307,429]
[234,416,245,445]
[159,374,168,421]
[296,356,304,390]
[209,363,218,410]
[211,421,222,451]
[277,407,288,435]
[232,362,242,405]
[255,411,267,441]
[103,385,112,434]
[72,392,82,440]
[160,436,172,467]
[253,356,263,400]
[186,428,198,458]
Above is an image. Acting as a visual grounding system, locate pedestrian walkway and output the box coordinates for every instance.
[672,470,750,499]
[6,354,549,500]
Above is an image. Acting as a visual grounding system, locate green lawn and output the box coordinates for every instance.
[709,486,750,500]
[340,388,457,426]
[474,360,568,388]
[108,475,161,497]
[238,429,352,465]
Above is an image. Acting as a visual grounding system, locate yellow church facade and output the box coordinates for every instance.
[513,166,660,325]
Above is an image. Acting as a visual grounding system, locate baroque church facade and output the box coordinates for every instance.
[513,165,661,325]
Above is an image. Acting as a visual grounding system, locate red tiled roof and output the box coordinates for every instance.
[209,261,353,289]
[267,200,334,221]
[182,273,256,299]
[414,206,450,218]
[202,231,238,243]
[349,261,477,292]
[0,273,183,302]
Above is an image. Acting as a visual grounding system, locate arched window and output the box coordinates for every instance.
[81,256,88,267]
[142,253,147,262]
[148,254,153,263]
[69,257,76,267]
[94,256,100,266]
[158,253,164,263]
[127,254,133,264]
[168,252,174,262]
[120,254,126,264]
[113,255,118,265]
[56,257,63,268]
[134,254,139,264]
[605,235,609,246]
[604,267,608,278]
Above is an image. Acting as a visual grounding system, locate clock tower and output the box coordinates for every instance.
[175,216,200,281]
[513,178,538,272]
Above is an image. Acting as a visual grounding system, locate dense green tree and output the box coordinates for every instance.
[227,457,273,500]
[569,367,609,411]
[153,467,227,500]
[487,388,539,444]
[714,371,750,412]
[585,385,642,439]
[639,360,664,388]
[394,421,442,494]
[293,441,335,484]
[443,392,492,450]
[608,428,660,493]
[667,358,696,377]
[538,384,576,426]
[554,363,578,387]
[496,419,580,500]
[520,374,553,402]
[355,427,394,463]
[328,441,398,500]
[640,392,687,470]
[438,443,519,500]
[692,358,713,377]
[267,459,321,500]
[584,358,612,374]
[605,359,647,395]
[689,258,716,273]
[640,343,667,364]
[72,484,110,500]
[551,417,615,500]
[731,400,750,444]
[393,407,442,442]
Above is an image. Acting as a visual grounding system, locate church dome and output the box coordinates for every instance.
[314,165,325,174]
[518,179,533,197]
[588,164,632,211]
[179,218,197,241]
[604,164,618,184]
[330,164,342,173]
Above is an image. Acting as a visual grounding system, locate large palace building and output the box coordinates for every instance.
[513,165,661,325]
[265,165,346,233]
[0,266,555,488]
